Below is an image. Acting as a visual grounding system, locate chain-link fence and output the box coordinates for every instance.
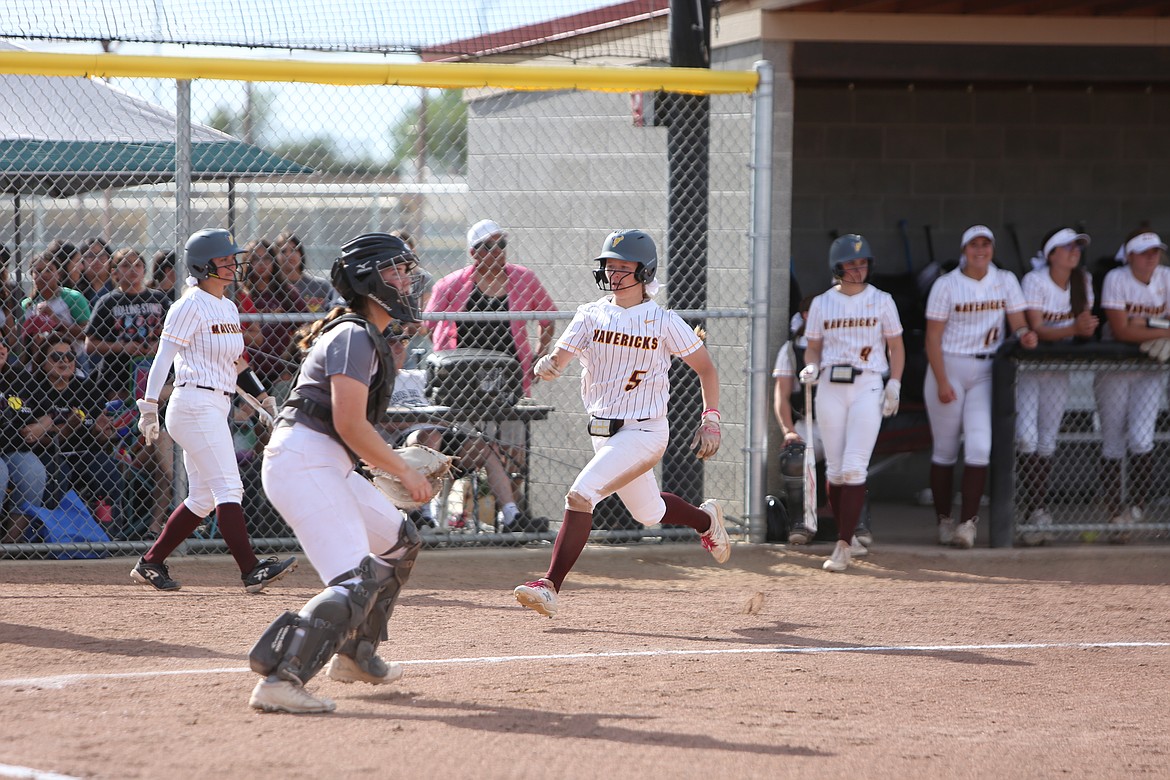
[0,55,767,560]
[991,343,1170,546]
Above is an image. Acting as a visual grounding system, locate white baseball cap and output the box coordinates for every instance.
[1043,228,1090,259]
[960,225,995,250]
[467,219,506,250]
[1125,232,1167,256]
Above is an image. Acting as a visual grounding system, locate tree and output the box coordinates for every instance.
[389,89,467,177]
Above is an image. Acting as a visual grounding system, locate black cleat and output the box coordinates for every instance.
[131,557,181,591]
[242,556,298,593]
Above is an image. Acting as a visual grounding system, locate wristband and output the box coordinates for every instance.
[1014,327,1031,339]
[702,408,721,419]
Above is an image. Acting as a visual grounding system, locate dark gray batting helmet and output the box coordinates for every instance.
[593,229,658,291]
[828,233,874,280]
[331,232,423,322]
[185,228,243,281]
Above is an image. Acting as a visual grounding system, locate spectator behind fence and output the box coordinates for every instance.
[1015,228,1099,546]
[150,249,178,302]
[425,219,556,500]
[0,338,49,544]
[0,245,25,350]
[50,239,84,293]
[27,332,127,537]
[382,328,546,533]
[1093,230,1170,541]
[273,231,339,313]
[78,236,114,307]
[238,239,308,387]
[924,225,1038,551]
[86,248,172,402]
[20,248,91,356]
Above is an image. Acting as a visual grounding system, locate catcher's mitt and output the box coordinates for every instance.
[370,444,454,510]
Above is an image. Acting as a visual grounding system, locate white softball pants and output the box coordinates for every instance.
[569,417,669,526]
[1092,370,1167,460]
[1016,370,1070,457]
[262,423,408,585]
[165,386,242,516]
[925,354,993,467]
[814,371,884,485]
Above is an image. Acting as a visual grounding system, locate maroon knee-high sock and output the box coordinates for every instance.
[143,503,204,564]
[961,466,988,522]
[545,510,593,591]
[660,492,711,533]
[930,463,954,521]
[215,503,259,575]
[837,484,866,542]
[828,483,843,523]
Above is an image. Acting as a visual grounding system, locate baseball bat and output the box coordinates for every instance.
[1005,222,1027,277]
[897,218,914,274]
[802,380,818,535]
[236,387,275,428]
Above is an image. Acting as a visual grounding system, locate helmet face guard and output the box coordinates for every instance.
[593,229,658,291]
[828,234,874,282]
[333,233,423,322]
[185,228,243,282]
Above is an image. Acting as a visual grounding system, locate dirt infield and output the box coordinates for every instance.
[1,542,1168,779]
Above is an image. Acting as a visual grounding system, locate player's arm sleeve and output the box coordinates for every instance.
[322,325,375,386]
[1100,271,1124,311]
[159,298,198,345]
[803,297,824,340]
[925,279,951,321]
[1004,274,1028,313]
[880,294,904,336]
[143,338,180,401]
[557,308,592,356]
[772,341,795,378]
[665,311,703,357]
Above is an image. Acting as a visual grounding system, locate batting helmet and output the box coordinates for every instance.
[828,234,873,281]
[331,232,422,322]
[185,228,243,282]
[593,229,658,291]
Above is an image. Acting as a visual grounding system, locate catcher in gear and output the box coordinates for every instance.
[513,229,731,619]
[249,232,434,715]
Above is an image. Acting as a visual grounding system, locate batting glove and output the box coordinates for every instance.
[256,396,278,430]
[798,364,819,386]
[533,353,563,381]
[136,399,160,446]
[690,409,722,460]
[881,379,901,418]
[1140,339,1170,363]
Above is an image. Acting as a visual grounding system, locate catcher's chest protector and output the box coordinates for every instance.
[319,314,396,425]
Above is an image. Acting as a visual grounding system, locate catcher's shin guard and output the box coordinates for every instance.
[248,557,388,685]
[335,521,423,670]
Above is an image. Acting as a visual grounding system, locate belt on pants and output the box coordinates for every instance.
[972,354,995,361]
[177,383,231,396]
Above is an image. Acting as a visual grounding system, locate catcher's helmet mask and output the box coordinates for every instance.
[593,229,658,292]
[828,233,873,282]
[332,232,424,323]
[185,228,244,283]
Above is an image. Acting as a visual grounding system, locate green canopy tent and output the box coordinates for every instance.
[0,51,310,269]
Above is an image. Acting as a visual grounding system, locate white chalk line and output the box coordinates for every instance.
[1,640,1167,691]
[0,763,81,780]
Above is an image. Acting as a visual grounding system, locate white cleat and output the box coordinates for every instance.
[937,516,956,546]
[699,499,731,564]
[954,517,977,549]
[823,542,851,572]
[848,535,868,557]
[249,679,335,714]
[326,653,404,685]
[514,577,559,617]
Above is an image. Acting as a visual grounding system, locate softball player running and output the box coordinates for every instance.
[248,233,432,714]
[132,229,295,592]
[924,225,1038,549]
[1017,228,1098,544]
[798,234,904,572]
[1093,231,1170,539]
[513,229,728,618]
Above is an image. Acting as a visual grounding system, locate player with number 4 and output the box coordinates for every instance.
[799,234,904,572]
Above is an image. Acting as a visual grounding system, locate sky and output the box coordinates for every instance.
[5,0,622,163]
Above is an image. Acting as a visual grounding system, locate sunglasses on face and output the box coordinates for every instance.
[474,238,507,253]
[47,352,75,364]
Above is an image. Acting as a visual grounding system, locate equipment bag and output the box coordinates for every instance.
[424,348,522,411]
[20,490,111,560]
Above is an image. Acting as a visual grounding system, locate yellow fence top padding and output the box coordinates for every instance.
[0,52,759,95]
